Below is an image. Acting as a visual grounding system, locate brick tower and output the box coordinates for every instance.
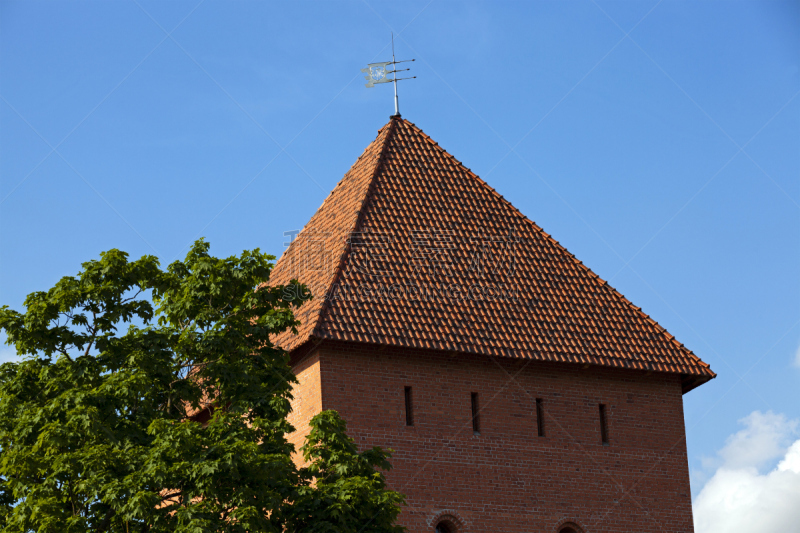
[269,116,715,533]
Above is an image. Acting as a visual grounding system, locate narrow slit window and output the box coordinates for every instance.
[404,386,414,426]
[471,392,480,434]
[536,398,545,437]
[599,403,609,445]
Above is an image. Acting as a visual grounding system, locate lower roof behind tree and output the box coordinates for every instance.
[268,116,715,394]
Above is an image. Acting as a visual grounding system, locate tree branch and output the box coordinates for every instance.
[84,310,98,357]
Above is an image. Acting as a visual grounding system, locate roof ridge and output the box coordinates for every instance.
[395,118,705,368]
[310,117,399,339]
[277,121,395,264]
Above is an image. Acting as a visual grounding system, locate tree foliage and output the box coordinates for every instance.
[0,240,404,533]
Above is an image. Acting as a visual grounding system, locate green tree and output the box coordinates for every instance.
[0,240,404,533]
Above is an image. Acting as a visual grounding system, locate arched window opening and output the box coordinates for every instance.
[559,528,577,533]
[559,523,583,533]
[435,520,455,533]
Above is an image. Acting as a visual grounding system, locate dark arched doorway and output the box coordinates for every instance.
[435,521,454,533]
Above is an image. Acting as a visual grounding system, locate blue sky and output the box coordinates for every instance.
[1,0,798,522]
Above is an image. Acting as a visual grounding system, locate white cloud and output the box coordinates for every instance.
[693,411,800,533]
[717,411,797,469]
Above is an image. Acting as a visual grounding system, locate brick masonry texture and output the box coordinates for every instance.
[285,348,321,467]
[273,117,710,532]
[286,341,696,533]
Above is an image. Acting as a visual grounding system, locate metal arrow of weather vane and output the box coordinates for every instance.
[362,33,415,117]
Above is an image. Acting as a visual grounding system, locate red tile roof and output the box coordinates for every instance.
[270,116,715,392]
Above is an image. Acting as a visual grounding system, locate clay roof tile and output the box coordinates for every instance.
[269,117,715,393]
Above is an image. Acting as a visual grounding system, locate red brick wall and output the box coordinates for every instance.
[300,340,695,533]
[286,349,322,466]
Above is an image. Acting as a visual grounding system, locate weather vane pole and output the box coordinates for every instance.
[362,33,415,117]
[392,34,399,116]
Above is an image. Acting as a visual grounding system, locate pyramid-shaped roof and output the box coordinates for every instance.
[270,116,715,393]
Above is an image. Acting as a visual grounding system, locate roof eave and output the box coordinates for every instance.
[681,372,716,394]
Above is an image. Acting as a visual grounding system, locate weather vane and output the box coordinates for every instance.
[362,33,415,117]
